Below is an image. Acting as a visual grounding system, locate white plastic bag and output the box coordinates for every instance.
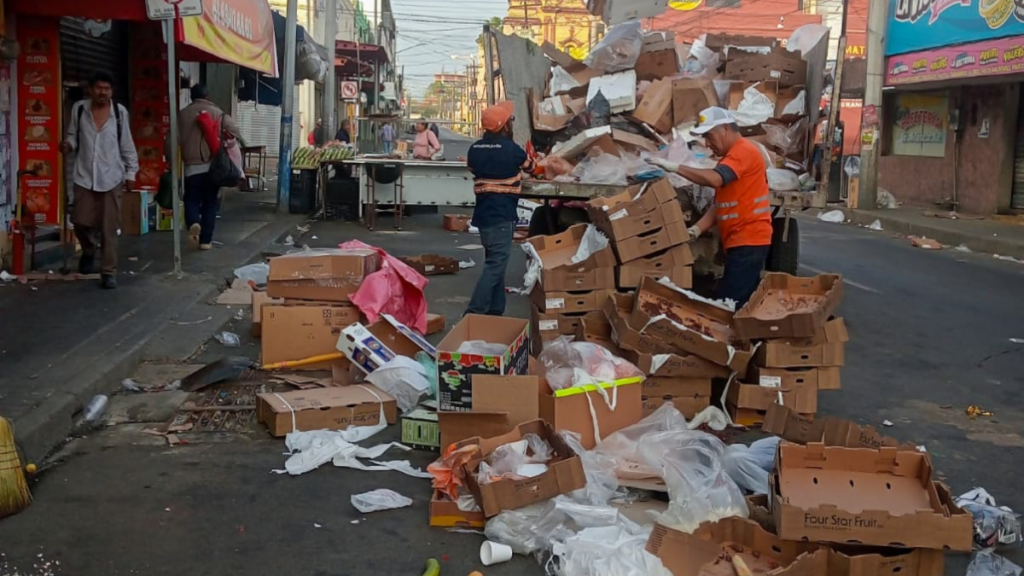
[817,209,845,223]
[967,550,1023,576]
[768,168,800,191]
[877,188,899,209]
[571,152,628,185]
[732,84,775,127]
[539,336,643,391]
[786,24,830,57]
[561,431,623,506]
[214,331,241,347]
[584,20,643,73]
[844,156,862,178]
[550,66,582,96]
[722,436,781,494]
[763,118,808,155]
[365,356,432,413]
[781,90,806,116]
[457,340,507,356]
[572,225,611,265]
[554,524,673,576]
[350,488,414,513]
[233,262,269,285]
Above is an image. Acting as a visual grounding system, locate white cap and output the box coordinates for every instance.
[691,106,736,135]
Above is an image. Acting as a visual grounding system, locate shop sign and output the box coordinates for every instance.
[181,0,278,77]
[16,17,61,225]
[891,93,948,157]
[887,35,1024,84]
[130,24,171,191]
[887,0,1024,55]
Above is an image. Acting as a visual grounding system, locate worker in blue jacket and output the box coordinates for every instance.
[465,100,536,316]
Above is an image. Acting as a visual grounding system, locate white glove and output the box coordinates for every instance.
[687,225,702,239]
[646,157,680,173]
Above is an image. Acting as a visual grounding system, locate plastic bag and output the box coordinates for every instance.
[586,91,612,127]
[233,262,270,286]
[681,35,720,78]
[596,402,692,483]
[553,524,674,576]
[571,224,611,265]
[561,431,623,506]
[550,66,581,96]
[538,155,575,178]
[878,188,899,209]
[732,84,775,127]
[365,356,431,413]
[844,156,862,178]
[584,20,643,73]
[722,437,781,494]
[428,443,479,499]
[225,137,244,177]
[214,331,241,347]
[457,340,507,356]
[350,488,414,513]
[967,550,1023,576]
[817,209,845,223]
[539,336,643,391]
[957,487,1023,550]
[524,433,553,463]
[415,351,438,399]
[763,118,808,155]
[781,90,806,116]
[768,168,800,191]
[485,499,578,558]
[571,152,628,185]
[786,24,830,57]
[341,240,428,334]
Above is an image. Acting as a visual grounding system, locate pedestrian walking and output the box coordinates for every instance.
[465,101,535,316]
[60,70,138,290]
[174,84,241,250]
[647,106,772,306]
[412,122,441,160]
[381,121,395,155]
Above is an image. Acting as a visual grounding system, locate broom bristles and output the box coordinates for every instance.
[0,416,31,518]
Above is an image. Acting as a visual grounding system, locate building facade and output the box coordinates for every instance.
[503,0,603,60]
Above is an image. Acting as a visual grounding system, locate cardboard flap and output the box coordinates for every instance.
[439,411,512,450]
[257,384,394,413]
[269,248,379,280]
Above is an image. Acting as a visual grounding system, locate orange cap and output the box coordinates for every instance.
[482,101,515,133]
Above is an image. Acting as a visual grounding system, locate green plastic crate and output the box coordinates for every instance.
[401,408,439,450]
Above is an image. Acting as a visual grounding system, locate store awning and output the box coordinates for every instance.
[180,0,279,78]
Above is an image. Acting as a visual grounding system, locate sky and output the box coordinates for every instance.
[388,0,508,96]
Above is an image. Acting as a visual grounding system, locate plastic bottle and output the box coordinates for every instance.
[83,394,109,423]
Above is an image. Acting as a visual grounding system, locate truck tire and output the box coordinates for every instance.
[766,216,799,275]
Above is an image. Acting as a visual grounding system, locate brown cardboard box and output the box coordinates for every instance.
[763,404,915,450]
[575,315,622,353]
[672,78,719,125]
[532,307,589,342]
[642,395,709,418]
[627,348,731,378]
[587,177,677,220]
[632,78,674,133]
[734,273,844,340]
[613,220,689,264]
[727,379,818,413]
[755,318,848,368]
[461,420,587,517]
[267,249,381,302]
[256,384,397,436]
[729,404,813,427]
[632,277,754,373]
[617,244,695,288]
[121,190,149,235]
[429,489,485,528]
[750,365,841,391]
[603,292,679,355]
[726,80,779,111]
[438,374,541,449]
[539,379,643,449]
[611,129,658,153]
[331,358,363,385]
[426,313,445,335]
[367,314,436,359]
[775,85,807,118]
[251,291,283,337]
[646,517,826,576]
[398,254,458,276]
[526,224,617,291]
[261,303,361,369]
[587,185,683,242]
[704,33,778,51]
[829,547,944,576]
[531,90,586,132]
[436,315,531,411]
[724,46,808,87]
[634,47,680,81]
[771,443,973,550]
[530,286,614,314]
[642,376,711,398]
[443,214,472,231]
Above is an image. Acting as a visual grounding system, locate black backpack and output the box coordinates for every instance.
[207,119,242,188]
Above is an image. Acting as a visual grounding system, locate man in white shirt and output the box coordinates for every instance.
[60,71,139,289]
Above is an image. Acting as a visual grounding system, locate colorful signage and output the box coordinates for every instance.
[887,0,1024,54]
[890,93,948,157]
[16,17,61,225]
[131,23,171,191]
[669,0,703,11]
[181,0,278,77]
[887,35,1024,84]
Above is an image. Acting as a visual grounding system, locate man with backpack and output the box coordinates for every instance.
[174,84,240,250]
[60,71,138,290]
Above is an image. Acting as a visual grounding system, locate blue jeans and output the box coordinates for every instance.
[184,172,220,244]
[383,140,393,154]
[467,222,514,315]
[717,245,771,307]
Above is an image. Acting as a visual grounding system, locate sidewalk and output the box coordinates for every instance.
[0,189,304,460]
[841,206,1024,260]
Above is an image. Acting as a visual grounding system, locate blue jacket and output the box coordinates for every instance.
[467,133,535,228]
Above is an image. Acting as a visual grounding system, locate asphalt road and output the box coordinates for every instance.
[1,213,1023,575]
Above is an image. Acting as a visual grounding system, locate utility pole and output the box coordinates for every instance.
[323,0,338,137]
[819,0,850,201]
[859,0,888,209]
[483,24,495,106]
[277,0,299,213]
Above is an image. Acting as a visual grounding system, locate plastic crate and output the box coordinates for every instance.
[401,408,439,450]
[289,169,318,214]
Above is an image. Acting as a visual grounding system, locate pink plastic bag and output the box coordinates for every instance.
[339,240,429,334]
[225,138,244,177]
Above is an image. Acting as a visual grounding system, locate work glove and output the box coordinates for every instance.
[687,225,702,240]
[645,157,680,173]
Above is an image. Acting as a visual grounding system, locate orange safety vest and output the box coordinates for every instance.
[715,138,773,250]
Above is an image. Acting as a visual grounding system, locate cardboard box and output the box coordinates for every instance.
[539,379,643,449]
[331,358,363,385]
[155,202,184,231]
[611,129,658,154]
[733,273,844,340]
[526,224,617,292]
[575,316,622,353]
[617,244,695,289]
[828,547,945,576]
[438,374,540,449]
[642,395,709,418]
[398,254,459,276]
[642,376,712,398]
[632,277,754,373]
[724,46,808,88]
[646,517,825,576]
[251,291,283,337]
[587,180,682,242]
[530,286,614,314]
[672,79,720,126]
[751,365,841,391]
[587,178,676,221]
[771,443,974,550]
[460,420,587,517]
[256,384,397,436]
[626,348,731,378]
[612,220,689,264]
[336,323,399,374]
[531,90,586,132]
[586,0,668,25]
[729,404,810,427]
[532,307,589,342]
[755,318,848,368]
[763,404,915,450]
[443,214,472,231]
[121,190,151,235]
[367,313,436,359]
[430,489,485,528]
[635,46,680,82]
[267,249,381,302]
[603,292,680,356]
[727,379,818,413]
[426,313,445,335]
[436,315,531,411]
[550,126,614,160]
[632,78,674,133]
[262,303,361,369]
[704,33,778,52]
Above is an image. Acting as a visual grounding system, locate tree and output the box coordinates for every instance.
[476,17,504,48]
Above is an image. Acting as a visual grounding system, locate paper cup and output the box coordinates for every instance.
[480,541,513,566]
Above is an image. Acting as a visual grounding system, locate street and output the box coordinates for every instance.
[1,212,1023,576]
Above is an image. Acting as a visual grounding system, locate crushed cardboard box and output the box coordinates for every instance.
[526,224,617,292]
[267,249,381,302]
[734,273,844,340]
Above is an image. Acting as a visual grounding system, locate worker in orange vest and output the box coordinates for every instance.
[647,107,772,306]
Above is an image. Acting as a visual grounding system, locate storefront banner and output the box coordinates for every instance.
[890,93,948,157]
[182,0,278,77]
[17,17,61,225]
[887,35,1024,84]
[887,0,1024,55]
[131,24,171,191]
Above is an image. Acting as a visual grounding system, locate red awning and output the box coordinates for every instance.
[336,41,389,65]
[10,0,148,20]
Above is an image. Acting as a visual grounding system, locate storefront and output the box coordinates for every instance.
[879,4,1024,214]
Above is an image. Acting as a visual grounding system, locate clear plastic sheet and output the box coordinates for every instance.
[584,20,643,73]
[967,550,1023,576]
[721,436,781,494]
[763,118,808,155]
[364,356,431,413]
[786,24,830,57]
[552,524,673,576]
[767,168,800,191]
[350,488,414,513]
[457,340,508,356]
[561,431,623,506]
[571,152,628,185]
[957,488,1023,550]
[539,337,644,391]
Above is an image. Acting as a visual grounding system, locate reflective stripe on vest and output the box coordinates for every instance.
[719,213,739,220]
[717,200,738,208]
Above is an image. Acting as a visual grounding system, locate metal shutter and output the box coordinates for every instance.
[59,18,130,103]
[236,97,302,157]
[1014,93,1024,210]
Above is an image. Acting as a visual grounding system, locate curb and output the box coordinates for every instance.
[840,208,1024,261]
